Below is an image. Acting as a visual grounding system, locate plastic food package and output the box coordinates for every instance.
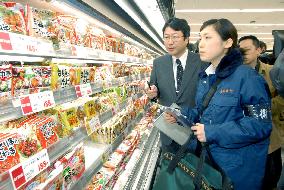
[0,133,21,173]
[51,64,77,90]
[0,64,12,101]
[0,3,26,34]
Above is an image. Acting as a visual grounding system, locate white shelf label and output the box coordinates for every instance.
[0,31,54,56]
[75,83,92,97]
[20,91,55,115]
[87,116,101,136]
[9,149,50,189]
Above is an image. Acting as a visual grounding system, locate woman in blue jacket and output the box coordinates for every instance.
[165,18,272,190]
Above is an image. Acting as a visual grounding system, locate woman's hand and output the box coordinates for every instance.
[191,123,207,142]
[163,112,177,124]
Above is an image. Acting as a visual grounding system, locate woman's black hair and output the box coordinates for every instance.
[200,18,238,53]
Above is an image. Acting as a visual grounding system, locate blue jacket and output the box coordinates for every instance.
[182,49,272,190]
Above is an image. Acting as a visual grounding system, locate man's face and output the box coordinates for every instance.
[163,27,189,58]
[239,39,261,66]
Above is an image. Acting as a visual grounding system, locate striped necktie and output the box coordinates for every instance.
[176,58,183,93]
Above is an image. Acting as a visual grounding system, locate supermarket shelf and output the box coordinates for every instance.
[0,92,145,189]
[124,127,160,190]
[0,74,148,124]
[71,142,110,190]
[70,110,145,190]
[0,31,151,64]
[0,127,88,190]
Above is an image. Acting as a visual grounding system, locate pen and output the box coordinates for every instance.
[147,81,151,90]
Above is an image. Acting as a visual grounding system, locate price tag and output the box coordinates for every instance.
[88,48,99,59]
[0,31,13,50]
[75,83,92,97]
[111,104,120,115]
[20,91,55,115]
[101,146,112,163]
[76,46,88,58]
[10,149,50,189]
[71,45,77,56]
[87,116,101,136]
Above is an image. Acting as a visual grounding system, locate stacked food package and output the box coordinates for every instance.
[86,106,158,190]
[0,1,155,59]
[0,114,60,173]
[0,1,155,189]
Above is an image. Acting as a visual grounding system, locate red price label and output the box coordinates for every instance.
[20,91,55,115]
[71,45,77,56]
[44,100,53,108]
[27,44,37,52]
[38,160,49,171]
[10,149,50,189]
[10,165,26,189]
[0,31,13,50]
[75,83,92,98]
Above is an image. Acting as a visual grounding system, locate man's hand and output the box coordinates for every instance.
[145,84,158,99]
[191,123,207,142]
[163,112,177,124]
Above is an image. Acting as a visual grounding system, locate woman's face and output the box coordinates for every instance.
[198,25,231,66]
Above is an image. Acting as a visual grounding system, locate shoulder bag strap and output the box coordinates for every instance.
[193,78,233,189]
[167,78,222,173]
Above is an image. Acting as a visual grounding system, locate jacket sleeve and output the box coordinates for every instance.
[205,74,272,148]
[181,107,199,125]
[149,60,160,98]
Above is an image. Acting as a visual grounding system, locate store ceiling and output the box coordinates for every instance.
[174,0,284,50]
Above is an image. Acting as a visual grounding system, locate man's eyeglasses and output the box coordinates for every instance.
[163,35,184,42]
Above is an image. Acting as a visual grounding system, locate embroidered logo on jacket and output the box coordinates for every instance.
[220,89,234,94]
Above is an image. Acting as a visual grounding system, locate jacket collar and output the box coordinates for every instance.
[200,48,243,79]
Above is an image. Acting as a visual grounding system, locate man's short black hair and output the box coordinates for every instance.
[162,17,190,37]
[238,35,260,48]
[259,41,267,50]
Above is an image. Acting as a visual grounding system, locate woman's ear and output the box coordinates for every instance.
[224,38,233,48]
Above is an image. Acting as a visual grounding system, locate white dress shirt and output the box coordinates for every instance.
[172,49,188,89]
[205,64,216,75]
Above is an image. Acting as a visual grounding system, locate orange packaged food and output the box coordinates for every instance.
[0,64,12,102]
[0,133,21,173]
[0,3,26,35]
[34,116,59,149]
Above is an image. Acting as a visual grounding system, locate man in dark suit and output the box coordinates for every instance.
[146,18,207,153]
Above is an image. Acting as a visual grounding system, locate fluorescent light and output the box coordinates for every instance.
[238,32,272,35]
[189,36,200,39]
[190,23,284,26]
[114,0,165,50]
[133,0,164,39]
[176,9,284,13]
[257,37,274,40]
[236,24,284,26]
[191,32,272,35]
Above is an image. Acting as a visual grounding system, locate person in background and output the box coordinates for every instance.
[260,40,267,53]
[164,18,272,189]
[259,40,275,65]
[269,49,284,190]
[239,35,282,190]
[145,17,207,153]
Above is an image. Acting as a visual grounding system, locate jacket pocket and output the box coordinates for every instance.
[212,95,238,107]
[207,95,239,124]
[211,147,243,169]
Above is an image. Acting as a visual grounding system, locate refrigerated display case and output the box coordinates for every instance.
[0,0,163,189]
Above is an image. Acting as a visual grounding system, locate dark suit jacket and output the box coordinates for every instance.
[150,51,208,145]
